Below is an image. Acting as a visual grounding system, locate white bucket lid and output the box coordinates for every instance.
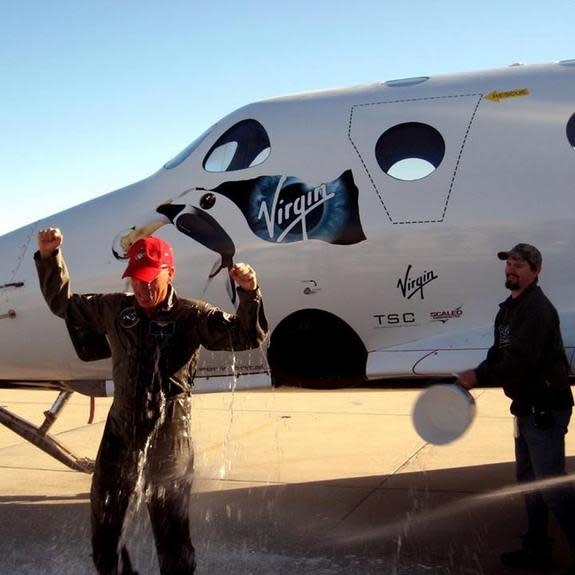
[412,384,476,445]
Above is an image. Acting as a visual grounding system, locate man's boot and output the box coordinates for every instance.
[500,535,554,571]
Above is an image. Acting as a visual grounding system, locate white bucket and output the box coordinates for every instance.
[412,384,476,445]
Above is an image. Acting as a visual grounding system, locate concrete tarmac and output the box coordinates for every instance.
[1,379,575,574]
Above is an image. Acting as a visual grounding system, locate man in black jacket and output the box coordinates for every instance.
[458,243,575,572]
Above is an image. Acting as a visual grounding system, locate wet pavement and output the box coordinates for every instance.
[1,380,574,574]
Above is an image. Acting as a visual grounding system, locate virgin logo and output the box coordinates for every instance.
[397,265,439,300]
[257,176,335,242]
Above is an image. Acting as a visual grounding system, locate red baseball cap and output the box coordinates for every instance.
[122,236,174,282]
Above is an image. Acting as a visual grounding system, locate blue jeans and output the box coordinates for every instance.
[515,408,575,551]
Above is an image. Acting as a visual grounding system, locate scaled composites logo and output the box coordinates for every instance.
[397,265,439,300]
[430,306,463,323]
[213,170,366,245]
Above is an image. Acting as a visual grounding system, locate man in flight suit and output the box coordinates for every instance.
[458,243,575,573]
[35,227,268,575]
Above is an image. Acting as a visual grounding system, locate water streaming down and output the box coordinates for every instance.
[201,253,272,453]
[117,342,169,574]
[116,268,260,572]
[201,257,243,480]
[217,341,239,480]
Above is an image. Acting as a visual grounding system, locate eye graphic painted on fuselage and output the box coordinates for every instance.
[213,170,366,245]
[200,193,216,210]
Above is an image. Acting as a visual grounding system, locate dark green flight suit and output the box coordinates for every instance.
[35,250,268,575]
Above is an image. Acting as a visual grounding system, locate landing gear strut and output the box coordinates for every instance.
[0,390,95,473]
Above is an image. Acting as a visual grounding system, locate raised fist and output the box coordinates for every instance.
[38,227,63,259]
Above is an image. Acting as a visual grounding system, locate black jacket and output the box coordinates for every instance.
[476,283,573,415]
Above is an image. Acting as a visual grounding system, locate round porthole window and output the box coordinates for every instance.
[375,122,445,181]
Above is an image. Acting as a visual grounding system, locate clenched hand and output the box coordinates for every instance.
[229,263,258,291]
[38,227,63,259]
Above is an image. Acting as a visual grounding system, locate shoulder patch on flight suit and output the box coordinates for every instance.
[120,306,140,328]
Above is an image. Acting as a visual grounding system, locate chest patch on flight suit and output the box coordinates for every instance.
[149,320,176,337]
[120,306,140,328]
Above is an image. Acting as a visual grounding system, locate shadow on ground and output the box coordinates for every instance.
[2,458,575,574]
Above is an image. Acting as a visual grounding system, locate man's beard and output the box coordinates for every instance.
[505,276,519,290]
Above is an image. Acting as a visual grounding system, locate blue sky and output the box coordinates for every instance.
[1,0,573,235]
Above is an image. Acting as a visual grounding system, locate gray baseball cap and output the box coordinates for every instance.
[497,243,542,270]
